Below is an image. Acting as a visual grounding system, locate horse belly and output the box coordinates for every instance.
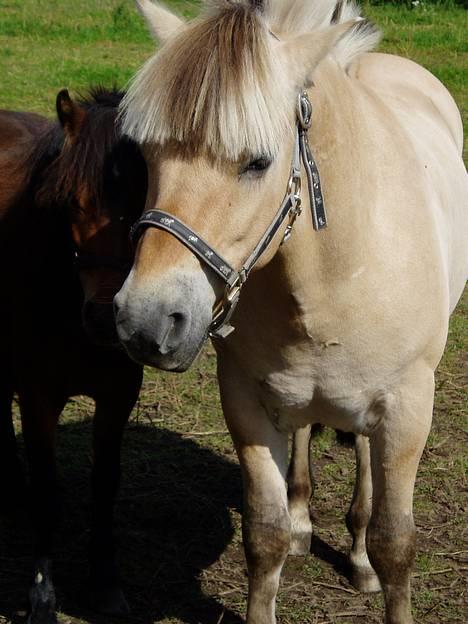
[258,363,390,435]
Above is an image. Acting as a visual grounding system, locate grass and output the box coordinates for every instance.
[0,1,467,623]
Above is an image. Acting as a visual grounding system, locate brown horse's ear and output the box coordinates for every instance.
[56,89,86,140]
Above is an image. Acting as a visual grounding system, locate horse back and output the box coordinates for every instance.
[352,53,463,154]
[0,110,51,220]
[352,53,467,312]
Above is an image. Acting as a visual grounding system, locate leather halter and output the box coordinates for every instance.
[130,92,326,339]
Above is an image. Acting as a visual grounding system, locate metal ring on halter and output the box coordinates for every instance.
[297,92,312,130]
[287,172,301,199]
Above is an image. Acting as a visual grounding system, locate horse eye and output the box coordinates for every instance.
[242,157,272,174]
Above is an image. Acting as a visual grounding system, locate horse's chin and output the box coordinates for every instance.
[83,324,121,348]
[120,327,207,372]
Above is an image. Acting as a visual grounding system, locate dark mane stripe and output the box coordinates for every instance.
[331,0,345,24]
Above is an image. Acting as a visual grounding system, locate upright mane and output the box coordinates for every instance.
[120,0,380,161]
[28,87,125,209]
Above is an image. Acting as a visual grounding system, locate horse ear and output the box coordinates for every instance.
[136,0,185,44]
[279,19,362,88]
[56,90,86,140]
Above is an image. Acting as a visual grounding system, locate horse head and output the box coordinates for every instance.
[114,0,372,368]
[55,88,148,345]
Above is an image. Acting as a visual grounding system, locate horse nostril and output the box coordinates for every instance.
[156,311,189,355]
[170,311,188,336]
[170,312,184,324]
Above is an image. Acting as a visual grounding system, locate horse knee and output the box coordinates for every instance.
[244,511,291,574]
[244,510,290,623]
[366,515,416,586]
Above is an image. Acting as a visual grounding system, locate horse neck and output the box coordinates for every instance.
[5,132,74,273]
[275,59,378,292]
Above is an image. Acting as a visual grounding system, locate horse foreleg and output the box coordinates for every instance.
[89,366,141,616]
[287,425,313,555]
[366,364,434,624]
[19,392,64,624]
[346,434,381,592]
[0,375,25,508]
[219,360,289,624]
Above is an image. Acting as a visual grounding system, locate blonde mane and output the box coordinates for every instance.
[121,0,381,160]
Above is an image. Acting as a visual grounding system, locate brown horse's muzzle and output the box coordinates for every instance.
[82,300,120,346]
[78,266,130,346]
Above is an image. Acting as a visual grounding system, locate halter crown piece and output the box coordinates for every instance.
[130,92,326,339]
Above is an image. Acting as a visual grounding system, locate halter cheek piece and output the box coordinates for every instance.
[130,92,326,339]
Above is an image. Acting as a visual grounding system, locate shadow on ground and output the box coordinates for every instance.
[310,534,351,582]
[0,421,243,624]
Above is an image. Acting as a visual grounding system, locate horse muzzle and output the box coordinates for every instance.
[114,269,215,371]
[82,301,120,347]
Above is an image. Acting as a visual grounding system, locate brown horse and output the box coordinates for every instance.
[0,87,147,623]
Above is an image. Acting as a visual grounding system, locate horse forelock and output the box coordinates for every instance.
[120,0,380,160]
[121,1,292,161]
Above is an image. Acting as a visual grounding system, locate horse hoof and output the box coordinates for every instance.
[92,586,130,616]
[28,561,58,624]
[289,532,312,556]
[26,608,58,624]
[351,566,382,593]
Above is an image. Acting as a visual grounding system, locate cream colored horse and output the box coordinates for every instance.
[115,1,467,622]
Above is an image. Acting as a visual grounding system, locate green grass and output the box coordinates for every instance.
[0,0,200,113]
[0,1,466,132]
[0,2,467,624]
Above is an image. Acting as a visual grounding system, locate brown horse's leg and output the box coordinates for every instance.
[218,358,289,624]
[19,390,64,624]
[366,365,433,624]
[287,425,313,556]
[0,375,25,507]
[346,434,381,592]
[89,363,142,615]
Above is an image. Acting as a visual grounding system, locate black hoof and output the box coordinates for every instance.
[91,585,130,616]
[28,559,57,624]
[27,608,58,624]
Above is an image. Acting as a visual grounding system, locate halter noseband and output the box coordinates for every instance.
[130,92,326,339]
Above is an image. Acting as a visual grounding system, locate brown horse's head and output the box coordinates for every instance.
[54,88,148,344]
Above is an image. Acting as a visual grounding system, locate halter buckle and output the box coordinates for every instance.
[297,92,312,130]
[208,270,246,338]
[287,173,301,200]
[282,197,302,244]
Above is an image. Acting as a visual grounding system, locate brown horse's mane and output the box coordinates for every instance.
[28,86,125,212]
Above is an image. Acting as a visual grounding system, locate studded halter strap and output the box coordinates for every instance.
[130,92,326,339]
